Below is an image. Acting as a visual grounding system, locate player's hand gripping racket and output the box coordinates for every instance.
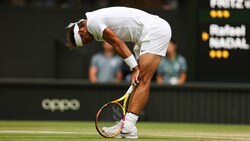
[95,84,137,138]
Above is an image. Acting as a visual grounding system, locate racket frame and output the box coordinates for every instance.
[95,85,136,138]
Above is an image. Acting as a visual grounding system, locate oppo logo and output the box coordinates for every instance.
[41,99,80,112]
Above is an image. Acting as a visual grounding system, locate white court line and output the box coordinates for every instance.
[0,130,250,140]
[154,134,250,141]
[0,130,83,134]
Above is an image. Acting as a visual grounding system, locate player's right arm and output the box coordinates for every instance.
[102,27,132,59]
[102,27,140,85]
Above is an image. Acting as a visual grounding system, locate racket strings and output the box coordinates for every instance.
[96,103,124,137]
[95,85,136,138]
[111,105,123,121]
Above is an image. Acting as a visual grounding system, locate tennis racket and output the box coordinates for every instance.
[95,84,137,138]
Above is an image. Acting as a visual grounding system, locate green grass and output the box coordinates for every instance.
[0,121,250,141]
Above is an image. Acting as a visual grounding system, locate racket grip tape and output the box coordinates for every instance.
[127,85,136,94]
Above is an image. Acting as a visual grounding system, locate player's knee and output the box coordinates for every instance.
[138,70,154,86]
[138,75,151,87]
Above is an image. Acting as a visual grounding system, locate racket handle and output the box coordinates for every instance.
[127,84,136,94]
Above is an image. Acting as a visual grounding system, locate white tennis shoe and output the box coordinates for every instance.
[119,124,138,139]
[102,123,120,136]
[102,122,138,139]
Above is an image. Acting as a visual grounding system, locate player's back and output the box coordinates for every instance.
[86,7,159,42]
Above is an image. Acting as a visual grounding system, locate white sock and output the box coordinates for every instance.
[125,112,139,127]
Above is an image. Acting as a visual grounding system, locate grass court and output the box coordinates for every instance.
[0,121,250,141]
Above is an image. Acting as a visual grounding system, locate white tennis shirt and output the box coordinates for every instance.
[86,7,159,43]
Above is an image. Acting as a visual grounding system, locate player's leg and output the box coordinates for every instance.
[127,53,162,114]
[102,54,163,138]
[104,17,171,139]
[122,19,171,137]
[119,53,161,138]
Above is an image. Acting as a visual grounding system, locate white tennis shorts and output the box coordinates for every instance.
[134,18,172,58]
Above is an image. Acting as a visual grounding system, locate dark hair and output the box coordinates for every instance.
[65,21,84,49]
[65,25,76,49]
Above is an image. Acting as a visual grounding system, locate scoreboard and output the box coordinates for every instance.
[197,0,250,82]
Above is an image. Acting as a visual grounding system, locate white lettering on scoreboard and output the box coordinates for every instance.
[209,37,249,49]
[209,24,250,50]
[210,0,250,9]
[210,24,246,37]
[201,0,250,59]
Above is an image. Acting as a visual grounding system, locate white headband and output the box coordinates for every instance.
[73,24,83,46]
[66,19,85,47]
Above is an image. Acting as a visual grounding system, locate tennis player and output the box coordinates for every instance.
[66,6,171,138]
